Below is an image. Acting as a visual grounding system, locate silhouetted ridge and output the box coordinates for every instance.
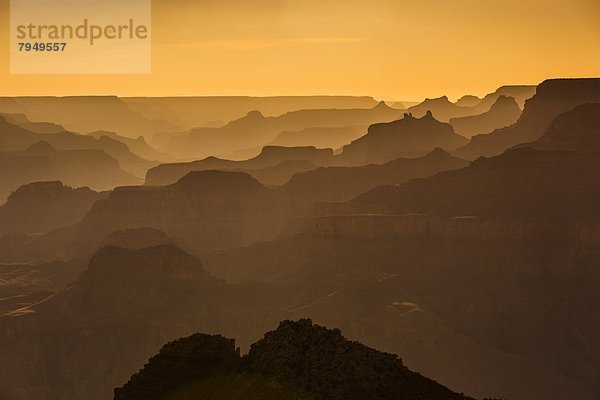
[419,147,454,160]
[145,145,333,186]
[350,148,600,220]
[243,110,265,120]
[424,96,450,104]
[282,149,468,213]
[455,78,600,159]
[492,95,518,108]
[456,95,481,107]
[10,180,61,191]
[373,100,392,110]
[449,96,522,138]
[475,85,536,110]
[114,319,473,400]
[517,103,600,152]
[44,167,292,253]
[545,103,600,139]
[25,140,55,153]
[406,96,478,122]
[246,319,472,400]
[0,181,102,234]
[114,334,240,400]
[73,245,221,317]
[338,112,468,165]
[165,101,403,159]
[170,170,269,193]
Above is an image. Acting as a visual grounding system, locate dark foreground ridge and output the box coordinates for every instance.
[114,319,475,400]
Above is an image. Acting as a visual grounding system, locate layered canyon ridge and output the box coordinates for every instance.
[1,1,599,398]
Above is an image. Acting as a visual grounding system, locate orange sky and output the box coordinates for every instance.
[1,0,599,100]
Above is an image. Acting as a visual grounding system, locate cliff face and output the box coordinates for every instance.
[74,170,292,252]
[450,96,522,138]
[2,228,597,400]
[337,112,469,166]
[517,103,600,152]
[455,78,600,159]
[115,319,473,400]
[0,170,292,263]
[145,146,333,186]
[200,208,600,400]
[282,149,468,214]
[345,148,600,220]
[474,85,537,110]
[0,181,104,234]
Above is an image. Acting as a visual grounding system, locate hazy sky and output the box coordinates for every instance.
[0,0,599,100]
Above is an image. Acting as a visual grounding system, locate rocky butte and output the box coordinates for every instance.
[114,319,475,400]
[455,78,600,159]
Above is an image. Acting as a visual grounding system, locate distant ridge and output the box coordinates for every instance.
[450,95,522,138]
[455,78,600,159]
[145,145,333,186]
[338,111,468,165]
[407,96,478,122]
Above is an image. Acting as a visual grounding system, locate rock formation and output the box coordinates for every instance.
[474,85,537,111]
[19,170,293,260]
[145,146,333,186]
[0,153,59,202]
[0,245,289,400]
[347,148,600,220]
[514,103,600,152]
[455,78,600,159]
[282,148,468,214]
[455,95,482,108]
[2,96,178,138]
[88,130,172,162]
[0,181,104,234]
[114,334,241,400]
[22,141,140,190]
[450,96,522,138]
[407,96,478,122]
[114,319,474,400]
[1,112,66,134]
[338,112,468,165]
[0,115,157,178]
[165,102,403,159]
